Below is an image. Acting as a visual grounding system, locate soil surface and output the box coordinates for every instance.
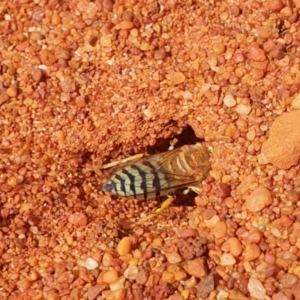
[0,0,300,299]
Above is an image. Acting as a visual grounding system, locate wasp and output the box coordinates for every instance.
[101,143,211,227]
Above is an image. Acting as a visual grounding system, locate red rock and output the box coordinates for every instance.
[248,44,267,62]
[261,111,300,169]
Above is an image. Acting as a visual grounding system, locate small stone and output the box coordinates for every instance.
[257,26,272,39]
[291,93,300,109]
[143,109,153,119]
[102,253,113,267]
[168,72,186,86]
[87,285,106,300]
[204,215,227,238]
[268,0,284,12]
[243,244,261,261]
[32,68,43,82]
[220,253,236,266]
[84,258,99,270]
[6,85,18,97]
[196,273,215,298]
[68,212,88,226]
[272,291,293,300]
[102,269,119,284]
[40,49,56,66]
[183,258,208,278]
[212,43,226,55]
[161,271,175,283]
[116,237,132,255]
[248,277,266,299]
[100,35,112,47]
[248,44,267,62]
[154,48,167,60]
[245,186,272,212]
[118,21,134,30]
[178,228,198,238]
[235,103,252,115]
[106,288,126,300]
[7,176,18,186]
[217,290,230,300]
[109,277,126,291]
[292,282,300,299]
[165,251,182,264]
[223,95,236,108]
[123,265,138,280]
[222,237,243,257]
[136,269,148,285]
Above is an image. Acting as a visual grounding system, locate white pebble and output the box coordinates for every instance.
[223,95,236,108]
[183,91,193,100]
[84,258,98,270]
[217,290,230,300]
[220,253,236,266]
[123,265,138,280]
[143,108,153,119]
[271,227,282,238]
[235,103,252,115]
[110,276,125,291]
[248,277,266,299]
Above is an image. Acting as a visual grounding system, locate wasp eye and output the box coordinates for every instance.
[102,182,114,192]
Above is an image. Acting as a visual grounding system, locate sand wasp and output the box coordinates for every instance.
[102,143,211,227]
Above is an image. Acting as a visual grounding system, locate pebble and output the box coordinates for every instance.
[116,237,132,255]
[235,103,252,115]
[223,237,243,256]
[245,186,272,212]
[166,251,182,264]
[178,228,198,238]
[223,95,236,108]
[292,282,300,298]
[123,265,138,280]
[87,285,106,300]
[109,277,125,291]
[32,68,43,82]
[106,288,126,300]
[292,93,300,109]
[183,258,208,278]
[68,212,88,226]
[6,85,18,98]
[272,292,293,300]
[136,269,148,285]
[212,43,226,55]
[248,44,267,62]
[84,258,99,270]
[168,72,186,86]
[261,110,300,169]
[40,49,56,66]
[243,244,261,261]
[220,253,236,266]
[162,271,175,283]
[247,277,266,299]
[102,252,113,267]
[102,269,119,284]
[118,21,134,30]
[205,215,227,238]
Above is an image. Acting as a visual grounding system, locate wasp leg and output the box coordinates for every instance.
[130,195,175,228]
[168,138,178,150]
[187,186,200,194]
[101,153,145,169]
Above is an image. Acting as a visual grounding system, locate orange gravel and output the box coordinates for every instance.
[1,0,300,300]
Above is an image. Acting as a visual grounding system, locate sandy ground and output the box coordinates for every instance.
[1,0,300,299]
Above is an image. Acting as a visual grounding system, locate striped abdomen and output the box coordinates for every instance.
[102,144,211,200]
